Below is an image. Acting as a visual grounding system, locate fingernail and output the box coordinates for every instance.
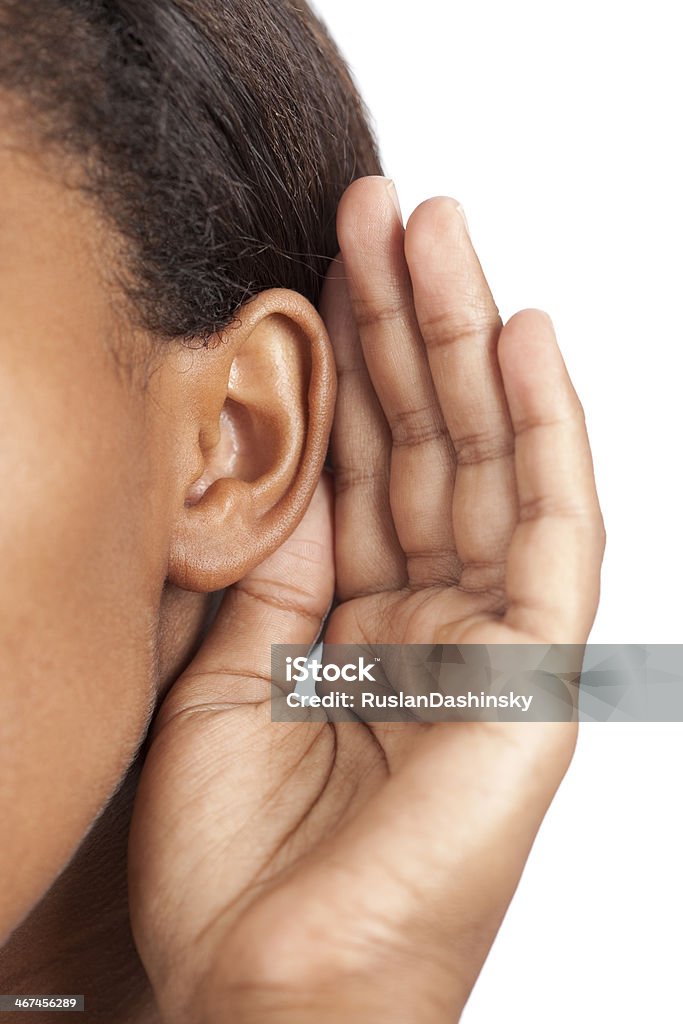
[386,179,402,223]
[454,200,470,236]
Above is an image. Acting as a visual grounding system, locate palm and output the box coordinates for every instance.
[129,180,603,1020]
[327,587,502,647]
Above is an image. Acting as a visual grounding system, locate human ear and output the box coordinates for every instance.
[167,288,335,592]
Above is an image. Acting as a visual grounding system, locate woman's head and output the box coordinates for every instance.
[1,0,381,337]
[0,0,380,939]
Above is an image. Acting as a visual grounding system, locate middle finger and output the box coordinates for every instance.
[336,176,460,589]
[405,197,518,597]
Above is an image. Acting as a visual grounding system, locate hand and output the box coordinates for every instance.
[128,177,605,1024]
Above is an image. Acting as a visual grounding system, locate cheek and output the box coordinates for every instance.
[0,340,168,937]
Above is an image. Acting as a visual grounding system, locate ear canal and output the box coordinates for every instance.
[185,396,273,507]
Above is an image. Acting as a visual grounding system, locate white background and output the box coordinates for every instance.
[312,2,683,1020]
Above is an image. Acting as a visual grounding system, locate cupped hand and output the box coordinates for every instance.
[128,177,604,1024]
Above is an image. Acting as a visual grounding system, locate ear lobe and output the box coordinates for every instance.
[168,289,336,592]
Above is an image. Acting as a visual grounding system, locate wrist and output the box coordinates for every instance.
[204,988,462,1024]
[151,906,473,1024]
[196,960,466,1024]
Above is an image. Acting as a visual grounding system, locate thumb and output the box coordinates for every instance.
[154,472,334,733]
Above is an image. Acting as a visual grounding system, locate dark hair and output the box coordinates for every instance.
[0,0,382,340]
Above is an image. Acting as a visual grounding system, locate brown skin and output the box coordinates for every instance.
[0,129,604,1024]
[128,180,604,1024]
[0,128,334,984]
